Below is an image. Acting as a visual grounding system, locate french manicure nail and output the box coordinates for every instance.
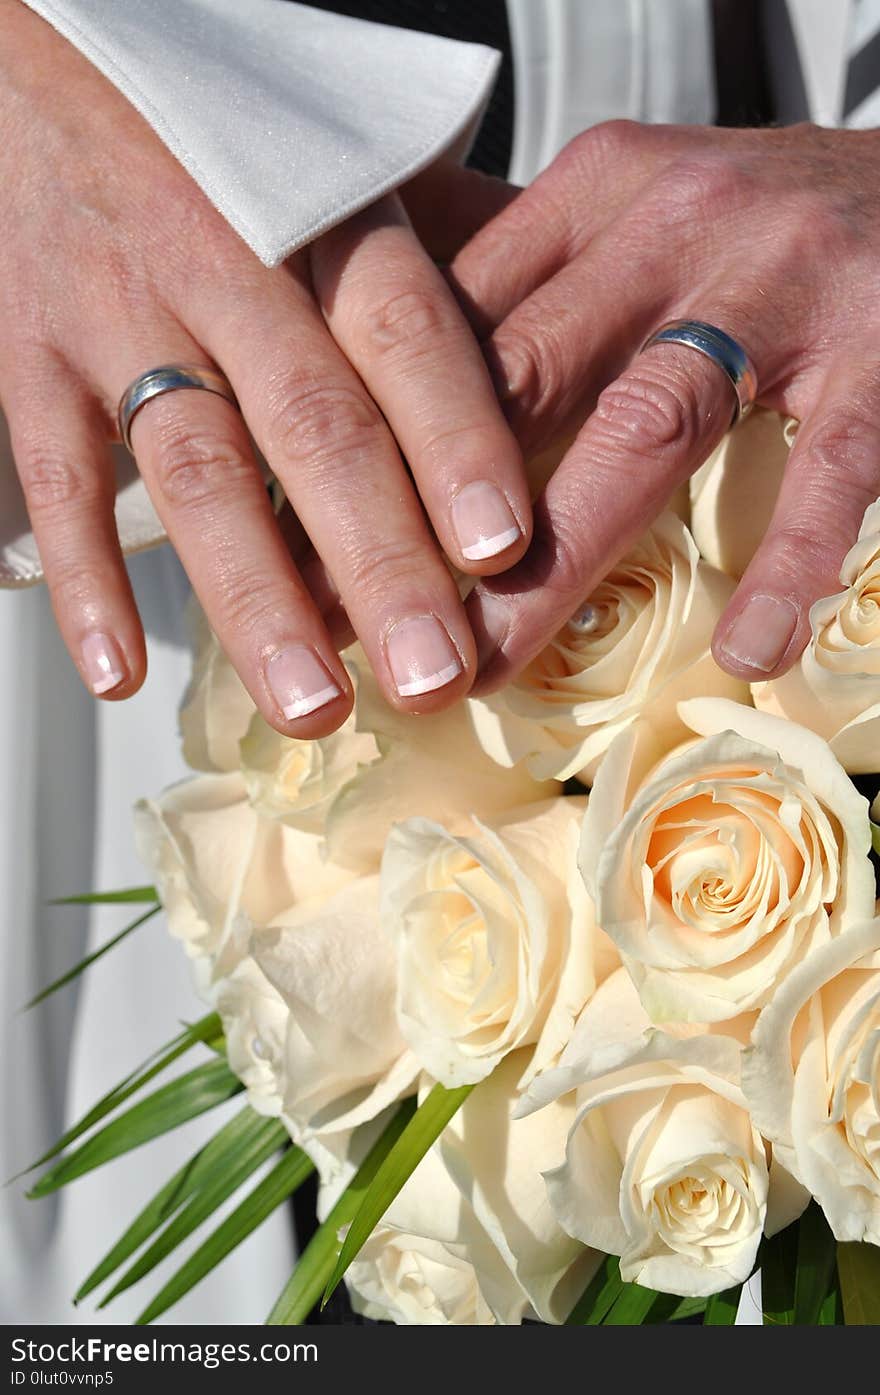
[386,615,462,698]
[452,481,522,561]
[266,644,341,720]
[718,594,799,673]
[82,632,125,695]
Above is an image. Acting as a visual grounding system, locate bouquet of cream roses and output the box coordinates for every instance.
[23,412,880,1326]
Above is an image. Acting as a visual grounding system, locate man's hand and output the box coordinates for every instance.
[430,121,880,691]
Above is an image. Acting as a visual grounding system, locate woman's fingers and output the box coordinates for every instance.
[311,195,531,573]
[186,260,475,713]
[713,358,880,679]
[5,360,145,699]
[466,338,740,693]
[120,362,354,736]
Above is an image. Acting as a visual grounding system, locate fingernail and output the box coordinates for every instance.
[82,632,125,694]
[451,481,522,561]
[471,591,510,670]
[718,594,799,673]
[266,644,341,719]
[386,615,462,698]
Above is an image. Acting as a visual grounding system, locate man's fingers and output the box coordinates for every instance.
[398,157,521,265]
[5,359,145,699]
[311,195,531,574]
[713,360,880,679]
[448,121,684,337]
[466,339,736,693]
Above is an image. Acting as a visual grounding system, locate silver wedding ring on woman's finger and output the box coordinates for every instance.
[117,363,239,452]
[641,320,758,427]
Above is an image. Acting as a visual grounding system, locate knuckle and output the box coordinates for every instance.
[593,365,704,460]
[770,523,844,581]
[20,451,95,515]
[150,423,254,508]
[47,559,109,614]
[212,571,288,639]
[662,154,751,226]
[358,287,448,361]
[493,320,569,422]
[344,533,438,602]
[268,377,384,465]
[564,120,643,175]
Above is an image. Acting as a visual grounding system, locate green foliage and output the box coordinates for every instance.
[268,1102,416,1325]
[135,1143,314,1325]
[29,1056,241,1197]
[25,905,160,1008]
[75,1105,263,1301]
[837,1241,880,1325]
[323,1084,472,1306]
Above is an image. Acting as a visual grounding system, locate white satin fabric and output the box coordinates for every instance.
[0,0,858,1324]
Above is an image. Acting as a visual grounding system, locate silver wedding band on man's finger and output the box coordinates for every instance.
[640,320,758,427]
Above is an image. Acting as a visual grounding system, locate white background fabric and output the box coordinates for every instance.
[2,0,868,1325]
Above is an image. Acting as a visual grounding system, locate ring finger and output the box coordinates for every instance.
[101,338,354,736]
[468,303,777,692]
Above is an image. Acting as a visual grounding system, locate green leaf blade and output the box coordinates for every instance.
[603,1279,661,1325]
[703,1285,742,1325]
[837,1241,880,1325]
[761,1222,798,1325]
[49,887,158,905]
[135,1144,314,1325]
[267,1101,416,1325]
[322,1083,471,1306]
[75,1105,261,1302]
[15,1012,222,1180]
[29,1056,241,1197]
[793,1202,837,1325]
[25,906,160,1009]
[100,1115,287,1304]
[565,1256,623,1325]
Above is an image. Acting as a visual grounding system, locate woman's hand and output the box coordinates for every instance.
[0,3,532,732]
[435,120,880,691]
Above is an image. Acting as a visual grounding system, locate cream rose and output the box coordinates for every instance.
[341,1132,530,1324]
[346,1228,501,1324]
[579,698,875,1023]
[134,772,356,985]
[744,919,880,1245]
[178,605,256,773]
[240,705,380,837]
[753,500,880,773]
[471,513,746,784]
[216,956,289,1116]
[252,875,418,1151]
[440,1049,601,1323]
[238,652,556,871]
[382,798,616,1087]
[521,969,783,1297]
[689,409,790,581]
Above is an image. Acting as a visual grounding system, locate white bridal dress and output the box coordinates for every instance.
[1,0,876,1326]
